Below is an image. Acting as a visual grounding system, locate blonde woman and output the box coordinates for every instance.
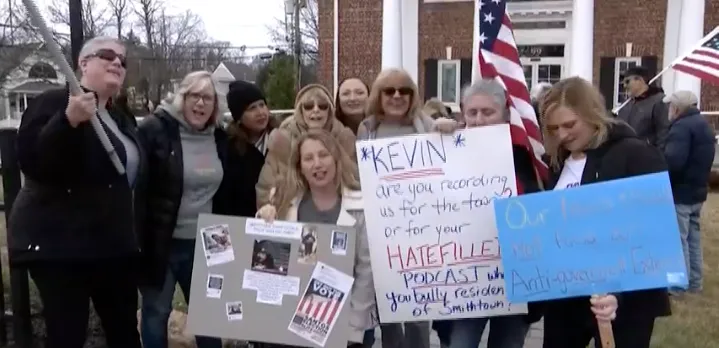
[540,77,670,348]
[138,71,231,348]
[257,129,376,348]
[256,84,356,208]
[357,67,454,348]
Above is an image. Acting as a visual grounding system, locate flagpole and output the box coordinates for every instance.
[471,0,481,82]
[613,25,719,114]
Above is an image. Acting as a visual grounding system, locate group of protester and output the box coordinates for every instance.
[8,34,715,348]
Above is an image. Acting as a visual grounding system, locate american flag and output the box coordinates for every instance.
[473,0,548,181]
[296,279,343,325]
[672,26,719,86]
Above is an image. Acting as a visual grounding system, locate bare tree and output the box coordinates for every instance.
[48,0,111,38]
[107,0,130,39]
[0,0,40,89]
[268,0,319,64]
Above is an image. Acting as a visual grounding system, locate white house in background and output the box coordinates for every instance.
[211,61,257,115]
[1,44,66,120]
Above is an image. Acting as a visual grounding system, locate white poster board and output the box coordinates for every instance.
[356,125,528,322]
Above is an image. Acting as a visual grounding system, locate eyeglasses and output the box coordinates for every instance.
[382,87,413,96]
[86,48,127,68]
[302,101,330,111]
[187,92,215,104]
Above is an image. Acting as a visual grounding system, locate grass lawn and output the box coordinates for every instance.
[0,186,717,347]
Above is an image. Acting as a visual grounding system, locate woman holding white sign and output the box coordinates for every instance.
[256,129,377,348]
[356,67,457,348]
[438,79,544,348]
[539,77,670,348]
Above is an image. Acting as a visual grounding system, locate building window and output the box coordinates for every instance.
[437,60,461,105]
[28,62,58,79]
[613,57,642,107]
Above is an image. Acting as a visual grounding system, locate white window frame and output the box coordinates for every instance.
[437,59,461,107]
[613,57,642,107]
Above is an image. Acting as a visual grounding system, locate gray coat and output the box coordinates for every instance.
[617,87,670,148]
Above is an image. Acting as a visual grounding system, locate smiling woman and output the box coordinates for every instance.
[10,35,144,348]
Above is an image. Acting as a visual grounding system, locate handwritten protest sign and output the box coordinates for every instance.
[356,125,527,322]
[493,172,688,303]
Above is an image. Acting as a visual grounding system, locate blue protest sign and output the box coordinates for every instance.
[493,172,687,303]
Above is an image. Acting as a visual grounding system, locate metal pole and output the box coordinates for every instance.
[294,0,302,91]
[69,0,84,70]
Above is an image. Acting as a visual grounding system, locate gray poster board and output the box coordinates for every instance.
[186,213,357,347]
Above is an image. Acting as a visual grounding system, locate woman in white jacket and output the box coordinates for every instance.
[257,129,377,347]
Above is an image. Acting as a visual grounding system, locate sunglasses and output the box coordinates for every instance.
[382,87,413,96]
[302,101,330,111]
[87,48,127,68]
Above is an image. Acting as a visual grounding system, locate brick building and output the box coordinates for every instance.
[317,0,719,116]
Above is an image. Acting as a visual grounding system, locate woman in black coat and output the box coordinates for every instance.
[539,77,670,348]
[10,36,145,348]
[138,71,265,348]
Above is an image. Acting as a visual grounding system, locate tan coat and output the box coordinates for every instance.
[283,188,378,344]
[255,116,356,208]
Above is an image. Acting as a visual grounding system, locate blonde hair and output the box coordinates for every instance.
[540,77,621,170]
[366,68,422,129]
[169,71,221,125]
[423,98,448,119]
[293,84,336,131]
[274,129,360,217]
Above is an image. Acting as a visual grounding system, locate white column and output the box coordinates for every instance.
[401,0,419,83]
[568,0,594,82]
[674,0,705,106]
[381,0,403,70]
[662,0,683,94]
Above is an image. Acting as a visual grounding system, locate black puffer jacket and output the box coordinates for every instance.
[138,110,264,287]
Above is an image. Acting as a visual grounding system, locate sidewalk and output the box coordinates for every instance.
[370,320,543,348]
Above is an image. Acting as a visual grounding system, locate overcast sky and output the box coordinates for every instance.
[32,0,284,50]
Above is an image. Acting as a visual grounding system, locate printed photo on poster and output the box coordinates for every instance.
[200,224,235,266]
[206,274,224,298]
[298,225,318,264]
[226,301,243,321]
[251,240,291,276]
[288,263,353,347]
[330,231,347,256]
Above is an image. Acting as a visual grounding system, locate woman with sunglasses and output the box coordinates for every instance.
[357,68,456,348]
[256,84,356,208]
[10,36,144,348]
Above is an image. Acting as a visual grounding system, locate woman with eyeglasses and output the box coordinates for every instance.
[10,36,144,348]
[256,84,356,208]
[137,71,230,348]
[356,68,455,348]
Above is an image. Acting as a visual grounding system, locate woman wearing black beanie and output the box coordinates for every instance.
[211,80,273,217]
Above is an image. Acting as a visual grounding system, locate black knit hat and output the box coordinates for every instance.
[621,66,650,82]
[227,80,266,122]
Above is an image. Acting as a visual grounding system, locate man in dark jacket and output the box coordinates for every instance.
[617,66,670,148]
[663,90,716,294]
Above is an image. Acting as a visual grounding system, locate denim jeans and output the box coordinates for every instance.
[676,203,704,291]
[380,321,430,348]
[140,238,222,348]
[448,315,530,348]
